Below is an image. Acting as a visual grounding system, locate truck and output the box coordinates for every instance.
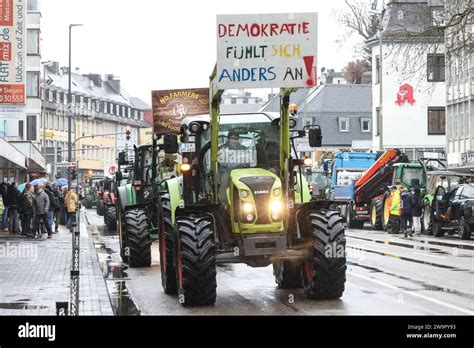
[329,151,379,228]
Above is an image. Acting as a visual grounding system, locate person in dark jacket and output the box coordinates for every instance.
[20,184,35,236]
[400,188,413,237]
[44,184,56,232]
[52,187,62,233]
[0,182,8,230]
[7,182,21,234]
[411,188,423,235]
[33,185,53,238]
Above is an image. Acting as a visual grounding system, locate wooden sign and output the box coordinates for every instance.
[152,88,209,134]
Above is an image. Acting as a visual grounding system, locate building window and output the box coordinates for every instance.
[361,118,371,132]
[140,111,144,121]
[27,0,38,11]
[27,115,37,141]
[18,120,24,140]
[57,91,61,104]
[27,29,40,55]
[376,108,381,136]
[428,107,445,135]
[338,117,349,132]
[431,8,444,26]
[375,56,380,84]
[427,54,445,82]
[26,72,40,97]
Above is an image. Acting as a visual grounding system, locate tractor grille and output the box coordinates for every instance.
[240,176,275,225]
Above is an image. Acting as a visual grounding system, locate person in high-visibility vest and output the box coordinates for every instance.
[389,185,401,234]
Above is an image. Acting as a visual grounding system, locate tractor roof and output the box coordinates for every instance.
[426,170,474,177]
[393,162,423,168]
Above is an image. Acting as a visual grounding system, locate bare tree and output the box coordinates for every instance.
[333,0,380,69]
[343,60,368,84]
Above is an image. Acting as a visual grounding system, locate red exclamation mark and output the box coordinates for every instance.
[303,56,315,86]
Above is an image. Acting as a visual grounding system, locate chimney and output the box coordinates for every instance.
[51,62,60,74]
[85,74,102,88]
[106,74,121,94]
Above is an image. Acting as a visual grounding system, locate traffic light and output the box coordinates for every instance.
[70,165,78,180]
[125,126,131,141]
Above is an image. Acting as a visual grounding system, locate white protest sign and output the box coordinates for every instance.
[216,13,318,89]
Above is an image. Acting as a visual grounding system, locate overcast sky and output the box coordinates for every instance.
[41,0,361,104]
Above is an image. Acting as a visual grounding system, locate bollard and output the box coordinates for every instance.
[56,302,69,316]
[69,209,80,315]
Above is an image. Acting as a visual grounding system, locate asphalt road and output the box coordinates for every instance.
[85,209,474,316]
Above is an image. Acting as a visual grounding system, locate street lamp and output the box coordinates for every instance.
[368,8,385,151]
[41,61,54,156]
[68,24,83,189]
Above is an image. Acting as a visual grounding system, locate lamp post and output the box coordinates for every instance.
[68,24,83,189]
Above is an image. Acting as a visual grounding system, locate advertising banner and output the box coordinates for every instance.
[152,88,209,134]
[216,13,318,89]
[0,0,26,104]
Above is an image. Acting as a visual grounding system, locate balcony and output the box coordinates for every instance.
[10,141,46,173]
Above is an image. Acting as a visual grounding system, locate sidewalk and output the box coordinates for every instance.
[0,212,113,315]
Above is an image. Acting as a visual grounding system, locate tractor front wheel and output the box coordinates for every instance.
[175,215,216,306]
[273,260,302,289]
[302,210,346,299]
[124,208,151,267]
[97,199,105,216]
[370,198,383,230]
[158,195,177,294]
[104,205,117,231]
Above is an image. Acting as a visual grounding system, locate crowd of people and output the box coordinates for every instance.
[0,181,78,239]
[389,185,423,237]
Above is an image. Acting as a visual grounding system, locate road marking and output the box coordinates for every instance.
[348,271,474,315]
[412,252,446,259]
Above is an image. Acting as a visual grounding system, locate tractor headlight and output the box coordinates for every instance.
[270,200,283,221]
[242,202,254,214]
[240,190,250,199]
[273,188,281,197]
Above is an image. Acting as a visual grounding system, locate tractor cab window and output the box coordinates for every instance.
[401,167,424,188]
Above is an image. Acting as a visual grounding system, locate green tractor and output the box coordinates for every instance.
[155,81,347,306]
[116,143,178,267]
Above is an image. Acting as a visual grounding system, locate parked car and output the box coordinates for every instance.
[432,183,474,240]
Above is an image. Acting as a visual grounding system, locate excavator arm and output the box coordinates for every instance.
[354,149,408,204]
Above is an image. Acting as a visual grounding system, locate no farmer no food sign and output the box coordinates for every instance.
[216,13,318,89]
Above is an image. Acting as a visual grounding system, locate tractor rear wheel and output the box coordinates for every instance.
[433,223,445,238]
[345,205,365,229]
[381,196,391,231]
[422,205,433,235]
[83,195,93,209]
[370,198,383,230]
[273,260,302,289]
[302,210,346,299]
[97,199,105,216]
[124,208,151,267]
[104,205,117,231]
[175,215,216,306]
[158,195,177,294]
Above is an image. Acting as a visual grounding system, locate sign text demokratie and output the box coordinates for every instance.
[216,13,318,89]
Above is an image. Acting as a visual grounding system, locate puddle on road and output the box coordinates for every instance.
[348,260,474,299]
[94,241,141,316]
[347,245,473,273]
[0,303,48,310]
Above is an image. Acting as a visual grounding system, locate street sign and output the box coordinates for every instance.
[216,13,318,89]
[0,0,26,105]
